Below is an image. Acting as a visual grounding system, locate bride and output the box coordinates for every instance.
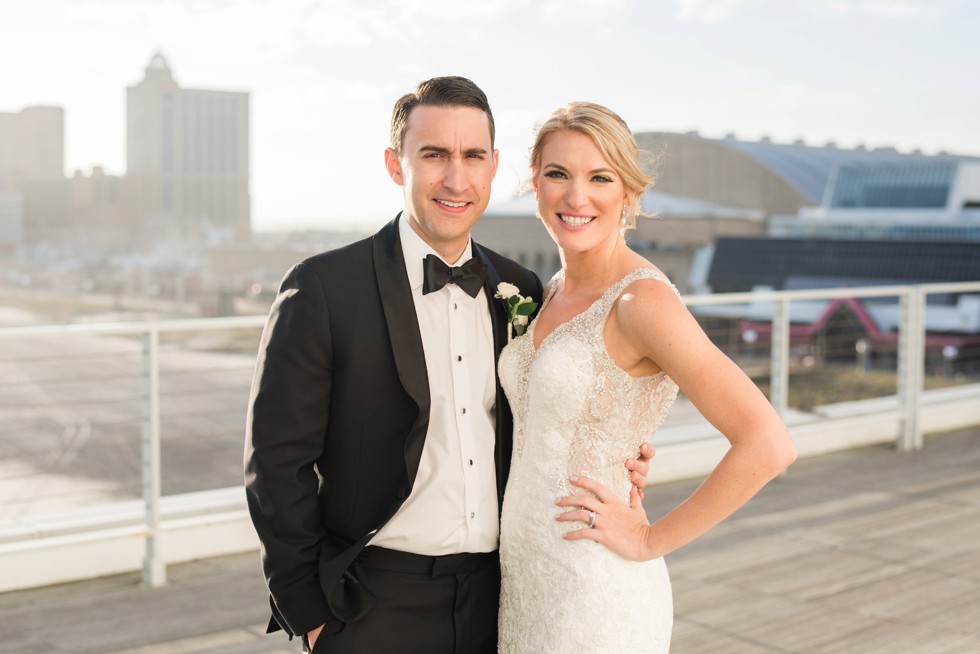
[497,102,797,652]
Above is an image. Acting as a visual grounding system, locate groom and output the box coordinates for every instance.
[245,76,651,653]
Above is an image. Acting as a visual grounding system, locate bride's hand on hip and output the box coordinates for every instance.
[556,475,654,562]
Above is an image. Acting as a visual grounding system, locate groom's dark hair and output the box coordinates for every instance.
[389,76,495,154]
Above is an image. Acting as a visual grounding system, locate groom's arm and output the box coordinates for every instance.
[245,261,334,637]
[627,442,655,498]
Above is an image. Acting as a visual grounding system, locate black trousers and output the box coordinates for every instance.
[308,547,500,654]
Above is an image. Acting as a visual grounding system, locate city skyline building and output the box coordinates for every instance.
[126,53,250,243]
[0,105,64,188]
[0,105,65,247]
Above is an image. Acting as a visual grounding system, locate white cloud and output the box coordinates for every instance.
[804,0,962,20]
[536,0,628,26]
[818,0,924,19]
[287,0,531,49]
[675,0,953,22]
[675,0,750,22]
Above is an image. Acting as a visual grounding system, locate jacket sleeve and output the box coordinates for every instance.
[529,273,544,316]
[244,261,333,636]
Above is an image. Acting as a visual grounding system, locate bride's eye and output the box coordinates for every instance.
[544,170,567,179]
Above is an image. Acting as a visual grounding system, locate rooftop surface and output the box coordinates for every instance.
[1,426,977,653]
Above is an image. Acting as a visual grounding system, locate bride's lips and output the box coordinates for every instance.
[558,213,596,228]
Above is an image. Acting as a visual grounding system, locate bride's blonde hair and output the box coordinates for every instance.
[529,102,653,230]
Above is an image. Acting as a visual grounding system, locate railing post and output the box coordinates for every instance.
[141,328,166,586]
[770,296,790,418]
[897,287,924,451]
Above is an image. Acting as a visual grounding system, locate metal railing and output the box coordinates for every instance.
[683,281,980,450]
[0,315,265,587]
[684,282,980,451]
[1,282,979,588]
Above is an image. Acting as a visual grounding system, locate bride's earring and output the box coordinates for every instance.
[621,206,628,227]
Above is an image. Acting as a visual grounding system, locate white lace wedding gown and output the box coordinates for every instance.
[498,268,680,653]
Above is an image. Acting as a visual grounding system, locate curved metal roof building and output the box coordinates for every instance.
[634,132,980,214]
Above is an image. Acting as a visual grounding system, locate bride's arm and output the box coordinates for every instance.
[558,278,796,561]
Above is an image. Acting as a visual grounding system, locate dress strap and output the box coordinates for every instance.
[595,268,678,316]
[531,267,678,342]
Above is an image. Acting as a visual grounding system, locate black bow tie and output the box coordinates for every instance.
[422,254,487,298]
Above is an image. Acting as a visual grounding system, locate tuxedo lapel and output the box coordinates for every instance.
[473,242,508,361]
[372,216,430,482]
[472,241,513,504]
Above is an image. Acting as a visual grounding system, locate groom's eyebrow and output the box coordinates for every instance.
[418,145,489,157]
[420,145,451,155]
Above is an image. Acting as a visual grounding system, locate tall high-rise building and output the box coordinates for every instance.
[127,53,250,243]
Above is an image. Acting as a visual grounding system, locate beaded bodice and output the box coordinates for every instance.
[498,267,680,504]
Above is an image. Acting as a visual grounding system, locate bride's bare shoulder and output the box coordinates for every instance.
[615,270,691,337]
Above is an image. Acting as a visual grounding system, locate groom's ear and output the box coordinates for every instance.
[385,148,404,186]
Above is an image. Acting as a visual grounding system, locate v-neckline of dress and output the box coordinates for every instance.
[529,268,651,355]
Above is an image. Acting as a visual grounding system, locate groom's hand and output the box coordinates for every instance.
[626,442,655,499]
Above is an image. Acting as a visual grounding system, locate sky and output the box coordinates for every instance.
[3,0,979,233]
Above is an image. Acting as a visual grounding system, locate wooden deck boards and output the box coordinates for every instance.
[660,426,980,653]
[0,426,977,653]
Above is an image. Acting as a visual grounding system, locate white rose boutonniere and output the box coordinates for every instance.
[494,282,538,342]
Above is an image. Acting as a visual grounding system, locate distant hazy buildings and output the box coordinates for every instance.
[771,160,980,242]
[0,192,24,250]
[704,157,980,292]
[476,131,980,294]
[0,53,251,253]
[633,131,980,218]
[688,136,980,293]
[127,53,251,243]
[658,134,980,367]
[0,106,64,249]
[67,166,142,250]
[0,106,64,184]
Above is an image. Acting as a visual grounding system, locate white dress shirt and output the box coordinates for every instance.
[370,217,499,554]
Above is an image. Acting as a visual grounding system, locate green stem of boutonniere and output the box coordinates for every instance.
[495,282,538,344]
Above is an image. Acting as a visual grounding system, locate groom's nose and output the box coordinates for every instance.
[442,159,468,194]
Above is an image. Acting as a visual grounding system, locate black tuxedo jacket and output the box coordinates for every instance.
[244,215,543,637]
